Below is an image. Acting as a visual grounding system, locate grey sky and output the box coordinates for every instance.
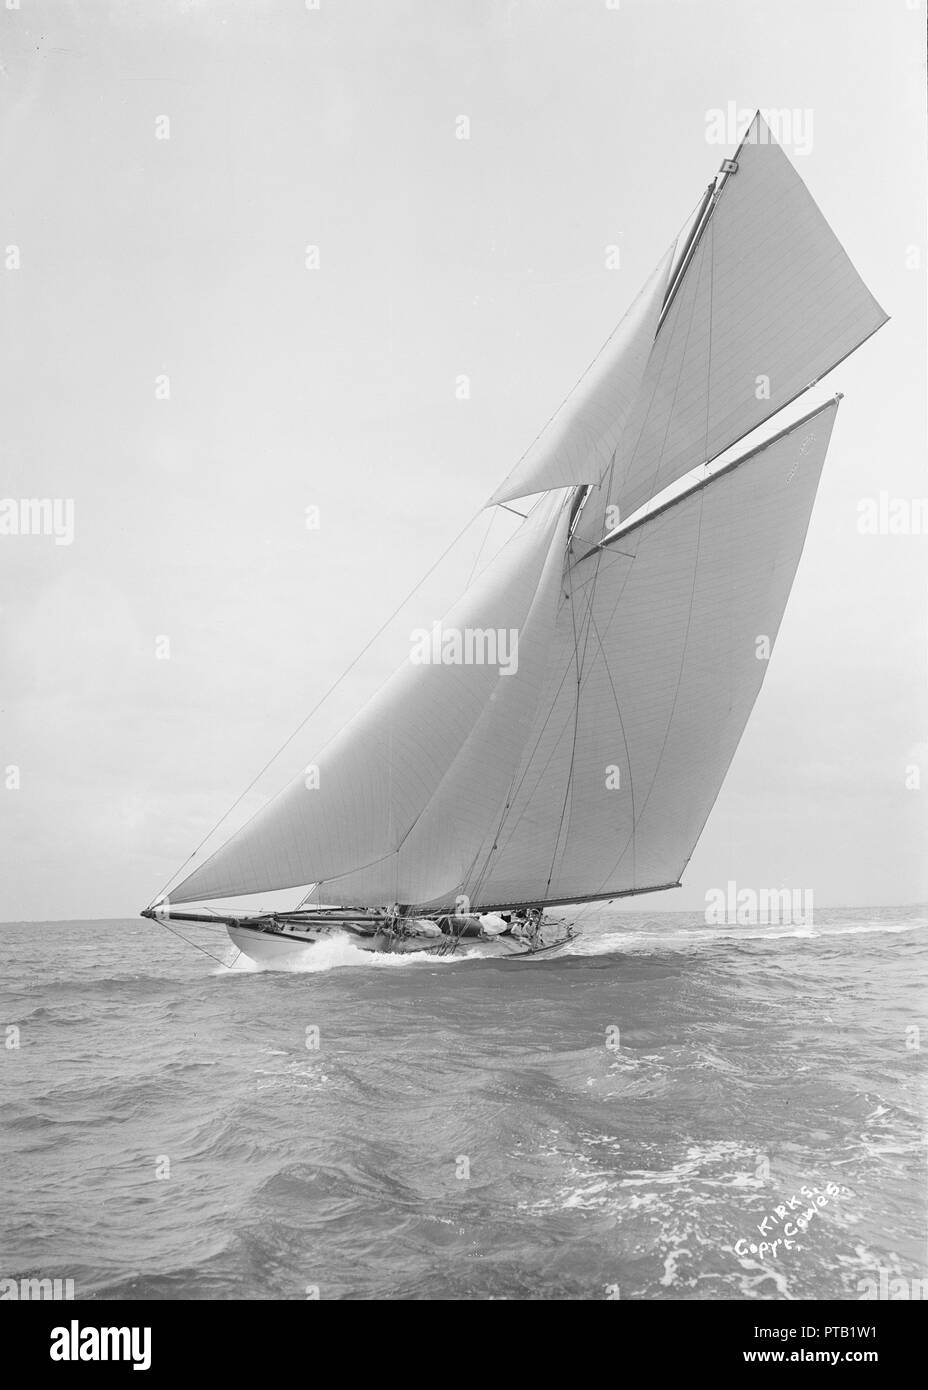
[1,0,925,920]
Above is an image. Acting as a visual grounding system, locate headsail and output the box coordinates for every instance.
[457,400,840,909]
[168,490,572,907]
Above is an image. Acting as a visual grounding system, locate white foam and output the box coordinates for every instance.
[212,931,470,975]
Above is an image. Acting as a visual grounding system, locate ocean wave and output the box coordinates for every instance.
[5,909,924,1301]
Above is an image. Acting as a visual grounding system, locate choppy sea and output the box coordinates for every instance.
[2,905,925,1301]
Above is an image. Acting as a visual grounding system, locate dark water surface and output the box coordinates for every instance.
[2,906,925,1300]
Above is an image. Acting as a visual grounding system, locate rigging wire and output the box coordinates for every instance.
[463,507,497,590]
[156,917,242,969]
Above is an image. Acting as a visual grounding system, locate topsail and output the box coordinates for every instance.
[495,112,885,526]
[153,113,885,921]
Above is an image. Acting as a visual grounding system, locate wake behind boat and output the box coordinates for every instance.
[142,111,886,971]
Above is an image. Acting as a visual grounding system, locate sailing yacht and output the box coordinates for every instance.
[143,112,886,966]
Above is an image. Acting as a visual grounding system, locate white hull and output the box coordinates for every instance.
[226,922,332,966]
[226,920,576,968]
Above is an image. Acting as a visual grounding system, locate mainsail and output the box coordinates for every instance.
[460,400,839,908]
[153,113,885,918]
